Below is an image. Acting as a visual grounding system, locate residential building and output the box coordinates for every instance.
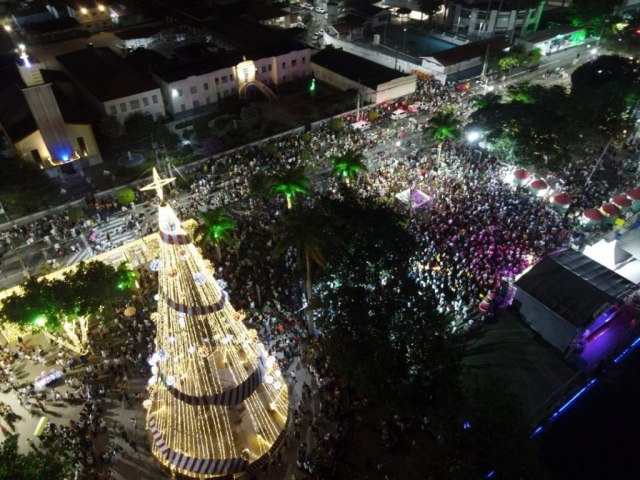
[63,0,112,32]
[447,0,544,39]
[114,23,172,50]
[0,55,102,181]
[311,46,416,104]
[109,0,146,27]
[57,47,165,123]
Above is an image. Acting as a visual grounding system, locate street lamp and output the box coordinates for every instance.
[467,131,480,142]
[403,28,407,53]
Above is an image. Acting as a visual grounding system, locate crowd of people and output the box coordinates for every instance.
[0,72,636,480]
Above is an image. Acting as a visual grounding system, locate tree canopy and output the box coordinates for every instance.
[0,434,73,480]
[0,261,134,352]
[313,192,463,412]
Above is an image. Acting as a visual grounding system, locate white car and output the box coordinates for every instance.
[351,121,371,131]
[315,7,326,13]
[391,109,408,120]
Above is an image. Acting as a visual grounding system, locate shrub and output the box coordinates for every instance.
[115,187,135,205]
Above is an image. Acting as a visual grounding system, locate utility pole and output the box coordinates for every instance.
[480,43,491,83]
[585,138,613,186]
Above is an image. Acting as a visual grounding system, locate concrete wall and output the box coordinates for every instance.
[310,62,376,103]
[375,75,416,104]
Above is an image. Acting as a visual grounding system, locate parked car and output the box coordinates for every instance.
[391,109,408,120]
[351,121,371,131]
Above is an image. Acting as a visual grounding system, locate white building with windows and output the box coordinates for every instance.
[57,47,165,123]
[152,39,313,117]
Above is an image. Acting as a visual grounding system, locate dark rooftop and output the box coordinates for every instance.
[427,37,509,67]
[114,23,170,41]
[57,47,160,102]
[516,249,635,328]
[518,25,584,44]
[311,46,410,89]
[0,62,92,143]
[153,38,309,83]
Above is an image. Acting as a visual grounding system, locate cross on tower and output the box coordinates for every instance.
[141,167,175,203]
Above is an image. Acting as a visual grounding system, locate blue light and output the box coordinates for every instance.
[61,154,69,161]
[463,420,471,430]
[549,378,598,423]
[486,470,496,479]
[529,425,543,439]
[613,336,640,364]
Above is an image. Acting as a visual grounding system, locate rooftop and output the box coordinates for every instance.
[57,47,160,102]
[426,37,509,67]
[518,25,585,44]
[311,46,411,89]
[114,23,170,41]
[516,249,635,328]
[153,38,309,83]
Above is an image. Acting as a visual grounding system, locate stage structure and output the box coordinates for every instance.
[142,169,289,478]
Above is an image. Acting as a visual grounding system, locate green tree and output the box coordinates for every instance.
[272,209,336,334]
[328,148,368,185]
[0,261,133,354]
[98,114,123,141]
[124,112,179,151]
[194,207,236,262]
[425,109,461,160]
[417,0,442,22]
[568,0,621,31]
[314,192,463,412]
[471,91,502,110]
[115,187,135,205]
[268,166,311,209]
[0,434,73,480]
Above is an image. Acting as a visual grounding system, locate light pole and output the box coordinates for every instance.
[403,28,407,53]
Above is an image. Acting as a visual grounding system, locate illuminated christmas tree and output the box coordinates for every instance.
[142,169,289,478]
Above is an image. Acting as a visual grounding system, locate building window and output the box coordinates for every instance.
[230,74,234,80]
[178,89,183,97]
[119,103,127,112]
[302,57,306,64]
[143,97,149,106]
[291,59,297,67]
[281,62,286,69]
[206,97,211,104]
[190,85,197,94]
[130,99,140,109]
[268,64,272,71]
[181,104,186,112]
[215,78,219,85]
[193,100,200,108]
[221,76,228,84]
[152,95,158,104]
[204,82,209,90]
[261,66,266,73]
[109,105,117,115]
[283,75,287,82]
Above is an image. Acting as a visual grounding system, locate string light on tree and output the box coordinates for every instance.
[143,168,289,478]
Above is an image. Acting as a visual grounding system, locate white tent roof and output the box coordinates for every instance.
[395,188,431,209]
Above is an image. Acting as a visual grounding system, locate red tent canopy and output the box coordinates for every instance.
[552,192,572,205]
[612,194,632,208]
[626,188,640,200]
[602,203,621,216]
[583,208,604,221]
[514,169,530,180]
[530,179,548,190]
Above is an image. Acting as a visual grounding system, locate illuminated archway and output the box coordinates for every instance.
[236,57,276,100]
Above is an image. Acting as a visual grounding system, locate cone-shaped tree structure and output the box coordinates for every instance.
[142,169,289,478]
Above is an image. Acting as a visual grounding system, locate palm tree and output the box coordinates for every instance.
[329,149,368,185]
[425,109,461,161]
[269,166,310,209]
[272,210,334,335]
[471,91,502,110]
[194,207,236,262]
